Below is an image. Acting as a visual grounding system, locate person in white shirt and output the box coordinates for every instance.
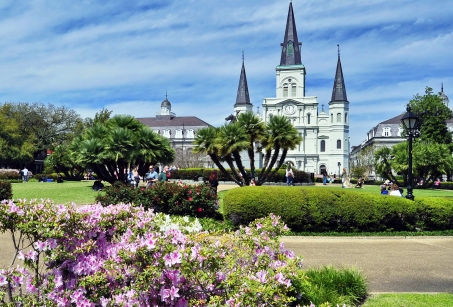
[22,167,29,182]
[389,183,402,197]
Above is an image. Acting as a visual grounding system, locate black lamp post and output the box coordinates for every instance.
[182,123,186,166]
[338,162,341,178]
[400,105,420,200]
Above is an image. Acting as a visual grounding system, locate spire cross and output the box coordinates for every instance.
[165,90,168,100]
[322,104,324,112]
[337,44,340,58]
[242,50,244,63]
[442,82,444,92]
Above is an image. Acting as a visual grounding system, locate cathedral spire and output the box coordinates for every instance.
[330,44,348,102]
[280,2,302,66]
[235,51,251,106]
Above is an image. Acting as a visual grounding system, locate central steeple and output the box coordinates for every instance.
[331,45,348,102]
[280,2,302,66]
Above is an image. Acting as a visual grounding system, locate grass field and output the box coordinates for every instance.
[362,293,453,307]
[11,181,109,205]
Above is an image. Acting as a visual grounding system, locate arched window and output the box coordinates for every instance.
[345,112,348,123]
[331,114,333,123]
[307,113,311,124]
[291,85,297,97]
[320,140,325,152]
[337,139,341,149]
[337,113,341,122]
[283,85,288,97]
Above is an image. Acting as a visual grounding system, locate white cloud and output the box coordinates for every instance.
[0,0,452,148]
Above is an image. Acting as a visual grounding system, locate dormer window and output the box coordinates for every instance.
[383,127,391,137]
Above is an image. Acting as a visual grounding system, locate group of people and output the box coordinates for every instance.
[19,167,30,182]
[380,180,404,196]
[127,165,171,188]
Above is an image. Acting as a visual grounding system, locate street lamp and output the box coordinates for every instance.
[182,123,186,167]
[338,162,341,178]
[400,105,420,200]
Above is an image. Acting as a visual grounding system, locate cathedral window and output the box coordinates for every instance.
[345,112,348,123]
[291,85,296,97]
[331,114,333,123]
[337,113,341,122]
[283,85,288,97]
[307,113,311,124]
[383,127,391,137]
[337,139,341,149]
[320,140,325,152]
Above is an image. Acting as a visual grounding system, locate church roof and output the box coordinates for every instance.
[440,83,449,106]
[280,2,302,66]
[137,116,211,128]
[330,47,348,102]
[234,57,251,106]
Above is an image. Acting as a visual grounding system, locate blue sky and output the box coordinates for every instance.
[1,0,452,147]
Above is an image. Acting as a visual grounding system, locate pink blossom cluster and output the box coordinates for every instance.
[1,199,307,306]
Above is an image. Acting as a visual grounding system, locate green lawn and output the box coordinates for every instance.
[310,183,453,198]
[362,293,453,307]
[11,181,109,205]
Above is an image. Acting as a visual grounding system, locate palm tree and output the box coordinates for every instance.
[257,115,302,185]
[216,123,249,185]
[192,127,232,179]
[236,111,265,181]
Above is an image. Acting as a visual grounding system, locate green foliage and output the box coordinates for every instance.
[0,181,12,200]
[69,115,175,184]
[194,112,303,187]
[96,181,219,218]
[409,86,453,145]
[0,171,20,180]
[299,266,368,306]
[223,187,453,232]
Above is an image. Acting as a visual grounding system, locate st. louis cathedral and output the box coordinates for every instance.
[233,2,350,176]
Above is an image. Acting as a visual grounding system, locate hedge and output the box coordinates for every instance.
[222,187,453,232]
[0,181,13,201]
[170,168,310,184]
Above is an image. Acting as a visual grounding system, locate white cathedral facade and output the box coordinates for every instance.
[233,2,349,176]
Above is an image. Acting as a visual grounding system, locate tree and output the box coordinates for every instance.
[409,87,452,145]
[69,115,175,184]
[354,144,378,179]
[193,113,302,186]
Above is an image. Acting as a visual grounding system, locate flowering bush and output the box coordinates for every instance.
[0,181,12,201]
[96,181,220,219]
[0,199,313,306]
[0,171,20,181]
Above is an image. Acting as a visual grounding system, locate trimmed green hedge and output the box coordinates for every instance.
[223,187,453,232]
[171,168,310,183]
[0,181,13,201]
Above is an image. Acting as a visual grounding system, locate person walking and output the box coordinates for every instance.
[321,168,328,185]
[158,165,169,182]
[208,170,219,195]
[341,167,347,188]
[145,165,158,188]
[286,165,294,186]
[22,167,29,182]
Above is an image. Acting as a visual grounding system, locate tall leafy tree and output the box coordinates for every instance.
[409,87,452,145]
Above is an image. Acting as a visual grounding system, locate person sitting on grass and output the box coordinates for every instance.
[355,178,364,188]
[389,183,402,197]
[92,179,104,191]
[380,185,389,195]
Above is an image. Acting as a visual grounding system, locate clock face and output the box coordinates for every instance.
[284,104,296,115]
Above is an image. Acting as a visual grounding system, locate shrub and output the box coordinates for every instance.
[223,187,453,232]
[0,201,309,306]
[0,171,20,180]
[0,181,12,201]
[96,181,219,218]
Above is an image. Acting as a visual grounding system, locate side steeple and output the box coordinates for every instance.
[330,45,348,102]
[234,51,253,114]
[280,2,302,66]
[234,52,251,106]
